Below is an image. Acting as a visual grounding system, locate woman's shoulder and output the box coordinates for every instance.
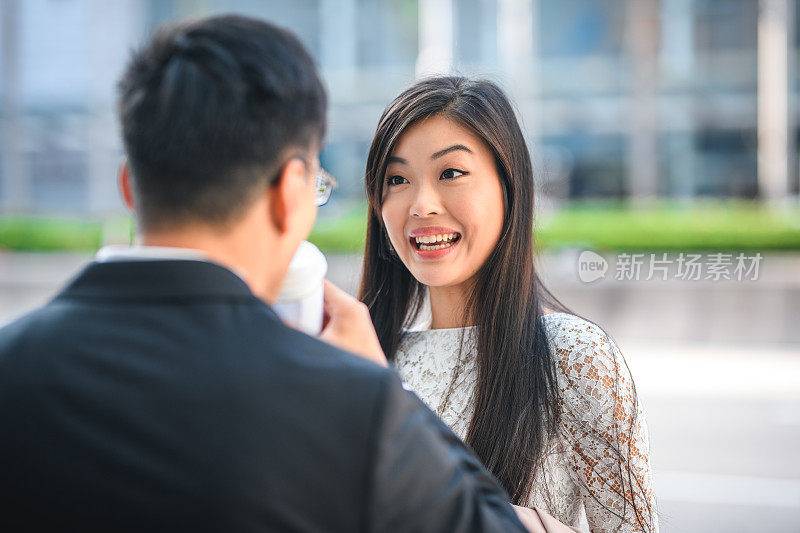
[540,312,611,349]
[540,312,626,389]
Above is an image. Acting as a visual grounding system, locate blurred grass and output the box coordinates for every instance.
[310,200,800,253]
[1,200,799,253]
[534,200,800,252]
[0,216,132,252]
[0,217,104,251]
[309,207,368,252]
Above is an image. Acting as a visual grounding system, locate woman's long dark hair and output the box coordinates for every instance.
[359,77,654,529]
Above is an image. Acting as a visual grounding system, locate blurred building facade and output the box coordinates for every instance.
[0,0,798,215]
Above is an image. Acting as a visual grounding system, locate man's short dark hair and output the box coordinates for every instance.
[117,15,327,230]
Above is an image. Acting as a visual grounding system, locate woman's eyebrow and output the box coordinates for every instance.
[431,144,473,160]
[387,155,408,165]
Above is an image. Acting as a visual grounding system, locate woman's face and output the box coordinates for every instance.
[380,114,505,289]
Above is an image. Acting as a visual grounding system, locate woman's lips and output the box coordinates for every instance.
[409,232,461,259]
[408,226,460,239]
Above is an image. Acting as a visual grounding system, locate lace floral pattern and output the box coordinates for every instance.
[394,313,659,533]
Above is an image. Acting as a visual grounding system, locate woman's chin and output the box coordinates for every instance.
[409,270,466,289]
[401,252,474,288]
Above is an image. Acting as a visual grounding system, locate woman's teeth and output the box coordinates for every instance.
[414,233,460,250]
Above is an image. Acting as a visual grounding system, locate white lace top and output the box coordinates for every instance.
[394,312,659,533]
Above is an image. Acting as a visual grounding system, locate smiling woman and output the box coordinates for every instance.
[359,77,659,532]
[379,115,505,295]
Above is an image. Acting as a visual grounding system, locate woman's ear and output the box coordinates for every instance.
[119,160,135,213]
[268,158,308,235]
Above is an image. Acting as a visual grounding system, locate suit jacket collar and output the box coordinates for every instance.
[56,259,260,302]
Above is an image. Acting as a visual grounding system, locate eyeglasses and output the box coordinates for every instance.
[282,155,338,207]
[314,167,338,207]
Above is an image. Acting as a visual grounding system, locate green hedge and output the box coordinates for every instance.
[310,201,800,253]
[1,201,798,253]
[308,208,368,252]
[309,200,800,253]
[534,201,800,252]
[0,217,105,251]
[0,216,135,252]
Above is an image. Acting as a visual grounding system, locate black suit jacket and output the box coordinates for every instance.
[0,259,524,532]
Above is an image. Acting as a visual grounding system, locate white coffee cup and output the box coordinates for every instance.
[273,241,327,335]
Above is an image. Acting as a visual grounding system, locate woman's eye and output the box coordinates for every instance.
[386,175,408,186]
[440,168,466,180]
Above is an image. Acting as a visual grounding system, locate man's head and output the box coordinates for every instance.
[117,14,326,235]
[116,15,328,299]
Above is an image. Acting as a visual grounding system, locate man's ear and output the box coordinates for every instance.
[119,160,135,212]
[268,158,307,235]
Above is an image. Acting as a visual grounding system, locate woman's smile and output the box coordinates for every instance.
[409,226,462,259]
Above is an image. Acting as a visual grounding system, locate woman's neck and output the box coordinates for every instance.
[428,283,472,329]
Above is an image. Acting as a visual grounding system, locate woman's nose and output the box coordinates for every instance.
[409,183,442,217]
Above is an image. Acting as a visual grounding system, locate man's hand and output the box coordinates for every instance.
[318,280,388,367]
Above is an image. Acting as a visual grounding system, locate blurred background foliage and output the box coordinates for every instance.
[1,0,799,255]
[4,200,798,252]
